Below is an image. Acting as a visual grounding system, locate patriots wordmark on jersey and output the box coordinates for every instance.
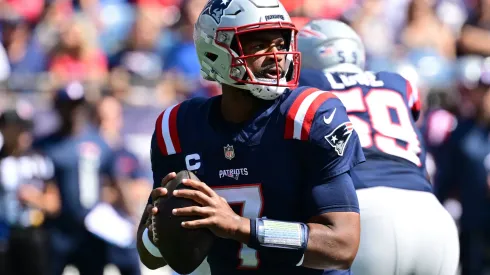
[150,86,364,275]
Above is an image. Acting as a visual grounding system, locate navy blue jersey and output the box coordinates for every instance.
[150,86,365,275]
[34,126,115,232]
[434,119,490,230]
[300,69,431,192]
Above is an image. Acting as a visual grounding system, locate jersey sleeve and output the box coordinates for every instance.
[148,131,175,205]
[285,88,365,217]
[285,89,366,176]
[404,76,422,121]
[149,102,186,204]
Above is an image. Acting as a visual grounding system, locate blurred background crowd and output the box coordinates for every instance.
[0,0,490,274]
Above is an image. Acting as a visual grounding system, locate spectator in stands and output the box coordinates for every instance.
[0,105,60,275]
[161,0,210,101]
[95,95,151,275]
[0,16,48,91]
[458,0,490,56]
[109,8,165,84]
[348,0,396,59]
[401,0,456,59]
[49,14,108,91]
[0,0,45,24]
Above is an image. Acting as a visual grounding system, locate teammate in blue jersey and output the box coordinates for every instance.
[136,1,364,275]
[434,60,490,275]
[297,19,460,275]
[34,84,116,275]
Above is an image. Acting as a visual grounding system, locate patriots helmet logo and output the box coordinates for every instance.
[202,0,233,24]
[324,122,354,156]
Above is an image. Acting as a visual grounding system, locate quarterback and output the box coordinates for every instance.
[137,1,364,275]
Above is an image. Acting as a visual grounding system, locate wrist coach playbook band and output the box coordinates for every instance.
[249,218,309,266]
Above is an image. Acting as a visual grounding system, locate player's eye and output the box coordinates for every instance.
[251,44,266,51]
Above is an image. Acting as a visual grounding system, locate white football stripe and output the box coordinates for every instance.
[293,90,327,140]
[161,104,178,155]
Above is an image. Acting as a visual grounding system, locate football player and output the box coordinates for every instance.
[434,58,490,275]
[137,1,365,275]
[34,83,116,275]
[297,19,460,275]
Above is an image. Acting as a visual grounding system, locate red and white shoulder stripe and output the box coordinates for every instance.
[406,79,421,112]
[155,103,182,156]
[284,88,338,141]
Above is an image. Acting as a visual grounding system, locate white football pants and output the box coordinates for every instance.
[352,187,459,275]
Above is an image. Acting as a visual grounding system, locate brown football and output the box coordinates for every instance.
[152,170,215,274]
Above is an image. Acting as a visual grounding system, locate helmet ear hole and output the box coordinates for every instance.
[205,52,218,62]
[285,62,294,81]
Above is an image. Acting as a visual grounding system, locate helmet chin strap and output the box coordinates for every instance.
[217,81,285,100]
[224,71,288,91]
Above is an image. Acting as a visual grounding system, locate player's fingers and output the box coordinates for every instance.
[181,179,216,197]
[160,172,177,187]
[145,204,154,215]
[173,189,213,206]
[172,206,211,217]
[151,187,168,201]
[181,218,211,229]
[151,200,159,214]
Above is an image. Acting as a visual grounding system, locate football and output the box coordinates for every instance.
[152,170,215,274]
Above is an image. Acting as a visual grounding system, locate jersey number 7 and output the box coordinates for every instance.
[214,184,263,269]
[333,88,422,166]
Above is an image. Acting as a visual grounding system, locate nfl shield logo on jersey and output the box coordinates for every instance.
[325,122,354,156]
[224,144,235,160]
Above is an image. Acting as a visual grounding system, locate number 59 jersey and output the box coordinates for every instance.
[300,69,431,192]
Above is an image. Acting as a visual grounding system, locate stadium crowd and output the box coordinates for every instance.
[0,0,490,274]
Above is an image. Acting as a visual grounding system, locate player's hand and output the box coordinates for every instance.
[146,172,177,243]
[172,179,250,243]
[149,172,176,212]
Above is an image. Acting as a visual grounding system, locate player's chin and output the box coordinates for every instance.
[264,72,281,79]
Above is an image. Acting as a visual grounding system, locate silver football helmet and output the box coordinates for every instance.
[194,0,300,100]
[298,19,365,73]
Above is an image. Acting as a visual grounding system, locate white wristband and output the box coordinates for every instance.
[142,227,163,258]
